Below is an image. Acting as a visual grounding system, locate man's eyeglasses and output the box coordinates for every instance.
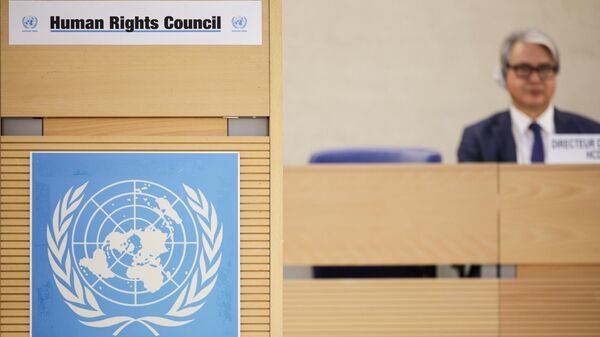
[507,63,559,80]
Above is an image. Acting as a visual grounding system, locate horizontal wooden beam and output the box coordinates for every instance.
[500,165,600,264]
[284,165,499,265]
[44,118,227,136]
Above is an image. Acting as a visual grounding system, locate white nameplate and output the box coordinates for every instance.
[547,134,600,164]
[9,1,262,45]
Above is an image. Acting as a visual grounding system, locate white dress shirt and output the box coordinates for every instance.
[509,105,555,164]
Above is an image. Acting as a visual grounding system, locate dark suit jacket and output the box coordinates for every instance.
[458,108,600,162]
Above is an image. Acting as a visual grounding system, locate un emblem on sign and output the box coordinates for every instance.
[22,16,38,29]
[232,16,247,29]
[47,180,223,336]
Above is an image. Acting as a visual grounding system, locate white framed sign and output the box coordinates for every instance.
[547,134,600,164]
[9,1,262,45]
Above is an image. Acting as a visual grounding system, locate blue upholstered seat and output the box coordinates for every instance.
[309,148,442,164]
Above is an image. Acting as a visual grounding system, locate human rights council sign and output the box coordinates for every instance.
[10,1,262,45]
[31,152,240,337]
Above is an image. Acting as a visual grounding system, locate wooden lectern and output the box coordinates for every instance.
[0,0,282,336]
[284,164,600,336]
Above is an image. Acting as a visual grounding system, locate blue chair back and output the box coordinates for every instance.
[309,148,442,164]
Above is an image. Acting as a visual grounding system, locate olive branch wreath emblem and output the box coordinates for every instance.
[46,182,222,336]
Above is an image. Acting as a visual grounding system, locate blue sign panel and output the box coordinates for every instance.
[31,152,239,337]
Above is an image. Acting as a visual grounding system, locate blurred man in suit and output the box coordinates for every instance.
[458,29,600,163]
[456,29,600,278]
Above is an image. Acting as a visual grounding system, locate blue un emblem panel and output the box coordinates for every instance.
[31,152,240,337]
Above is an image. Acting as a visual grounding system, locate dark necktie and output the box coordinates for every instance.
[529,122,544,163]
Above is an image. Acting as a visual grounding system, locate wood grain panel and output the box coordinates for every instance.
[0,0,270,117]
[1,142,269,150]
[500,165,600,264]
[0,165,269,175]
[518,264,600,278]
[284,279,499,337]
[268,0,283,332]
[284,165,498,265]
[0,136,271,336]
[44,118,227,136]
[2,151,271,160]
[500,277,600,337]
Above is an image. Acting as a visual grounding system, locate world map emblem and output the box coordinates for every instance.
[232,16,247,29]
[22,15,38,29]
[32,153,240,337]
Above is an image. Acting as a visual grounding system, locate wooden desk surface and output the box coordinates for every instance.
[284,164,498,265]
[283,164,600,337]
[500,164,600,264]
[284,164,600,265]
